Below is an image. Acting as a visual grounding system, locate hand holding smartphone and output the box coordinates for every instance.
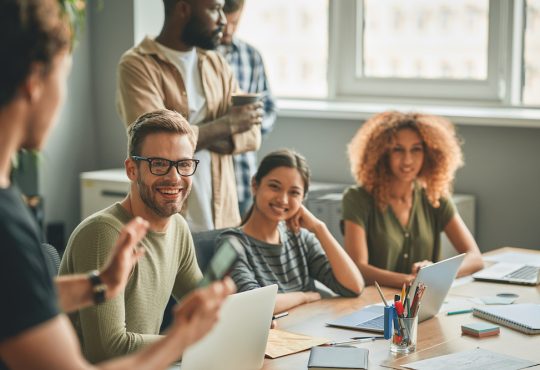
[197,237,242,287]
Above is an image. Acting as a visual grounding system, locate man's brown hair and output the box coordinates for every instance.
[127,109,197,157]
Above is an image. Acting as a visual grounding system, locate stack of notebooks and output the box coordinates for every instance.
[473,303,540,334]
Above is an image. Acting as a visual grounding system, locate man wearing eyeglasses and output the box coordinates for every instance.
[59,110,206,362]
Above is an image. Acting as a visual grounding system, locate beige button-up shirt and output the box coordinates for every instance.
[116,37,261,228]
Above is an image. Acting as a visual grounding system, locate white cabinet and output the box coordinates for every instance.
[80,169,129,220]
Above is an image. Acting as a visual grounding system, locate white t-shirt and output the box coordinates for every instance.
[157,43,214,232]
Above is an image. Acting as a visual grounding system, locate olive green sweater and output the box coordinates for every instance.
[59,203,202,363]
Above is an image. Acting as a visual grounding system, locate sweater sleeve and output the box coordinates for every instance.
[301,230,358,298]
[60,219,161,362]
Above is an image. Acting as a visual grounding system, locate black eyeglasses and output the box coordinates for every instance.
[131,156,200,177]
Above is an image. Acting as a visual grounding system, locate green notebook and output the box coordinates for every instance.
[308,346,368,370]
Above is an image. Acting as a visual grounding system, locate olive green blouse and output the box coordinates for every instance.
[342,184,455,274]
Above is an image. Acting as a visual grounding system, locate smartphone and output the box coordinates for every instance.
[197,237,242,287]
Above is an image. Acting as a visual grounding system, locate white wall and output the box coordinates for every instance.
[41,9,97,240]
[134,0,164,44]
[89,0,135,169]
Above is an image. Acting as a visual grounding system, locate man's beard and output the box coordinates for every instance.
[182,14,223,50]
[136,175,185,218]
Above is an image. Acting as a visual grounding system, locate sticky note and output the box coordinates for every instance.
[461,322,500,338]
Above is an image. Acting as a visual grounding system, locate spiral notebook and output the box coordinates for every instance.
[473,304,540,334]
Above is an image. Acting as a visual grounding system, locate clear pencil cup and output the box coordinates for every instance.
[390,315,418,354]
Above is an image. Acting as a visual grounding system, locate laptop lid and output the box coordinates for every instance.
[326,254,465,332]
[410,253,465,322]
[179,284,278,370]
[472,263,540,285]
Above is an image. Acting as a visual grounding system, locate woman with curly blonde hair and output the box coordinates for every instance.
[342,111,483,288]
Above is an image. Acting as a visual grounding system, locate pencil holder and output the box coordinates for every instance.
[390,315,418,354]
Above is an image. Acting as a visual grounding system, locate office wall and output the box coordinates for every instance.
[260,116,540,252]
[89,0,164,169]
[41,0,136,244]
[41,10,97,242]
[134,0,163,44]
[89,0,135,169]
[47,2,539,252]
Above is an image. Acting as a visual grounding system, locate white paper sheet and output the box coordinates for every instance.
[402,348,537,370]
[483,252,540,267]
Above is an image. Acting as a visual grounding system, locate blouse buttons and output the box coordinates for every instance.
[404,253,409,259]
[404,232,410,238]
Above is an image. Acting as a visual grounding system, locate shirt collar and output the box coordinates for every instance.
[136,36,209,63]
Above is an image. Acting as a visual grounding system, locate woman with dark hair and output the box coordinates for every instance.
[343,111,483,288]
[218,149,364,313]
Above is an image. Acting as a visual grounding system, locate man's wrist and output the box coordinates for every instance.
[88,270,108,305]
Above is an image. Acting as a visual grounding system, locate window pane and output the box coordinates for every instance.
[235,0,328,98]
[363,0,488,80]
[523,0,540,105]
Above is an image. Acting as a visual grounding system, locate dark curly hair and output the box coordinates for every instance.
[0,0,71,107]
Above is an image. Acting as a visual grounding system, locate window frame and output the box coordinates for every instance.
[328,0,521,106]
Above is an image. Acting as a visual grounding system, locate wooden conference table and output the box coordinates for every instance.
[262,247,540,369]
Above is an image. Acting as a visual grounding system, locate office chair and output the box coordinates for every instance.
[160,228,226,332]
[42,242,61,276]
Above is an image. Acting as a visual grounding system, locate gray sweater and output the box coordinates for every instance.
[218,223,356,297]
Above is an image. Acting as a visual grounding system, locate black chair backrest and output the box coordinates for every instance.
[192,228,227,272]
[42,243,61,276]
[160,228,227,333]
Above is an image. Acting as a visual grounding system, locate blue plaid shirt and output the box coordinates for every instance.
[218,38,277,204]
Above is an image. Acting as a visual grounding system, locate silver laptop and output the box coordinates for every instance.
[175,284,278,370]
[473,263,540,285]
[327,254,466,332]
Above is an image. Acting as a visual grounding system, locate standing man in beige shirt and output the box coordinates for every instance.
[117,0,263,231]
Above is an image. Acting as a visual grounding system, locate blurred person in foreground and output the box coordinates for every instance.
[0,1,234,369]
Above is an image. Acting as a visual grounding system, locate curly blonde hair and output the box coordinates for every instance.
[348,111,463,210]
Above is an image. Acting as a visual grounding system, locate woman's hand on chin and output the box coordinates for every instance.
[286,205,324,234]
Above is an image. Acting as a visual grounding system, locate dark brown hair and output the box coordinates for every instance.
[127,109,196,157]
[0,0,71,107]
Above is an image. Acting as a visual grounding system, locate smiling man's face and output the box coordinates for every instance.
[133,132,195,218]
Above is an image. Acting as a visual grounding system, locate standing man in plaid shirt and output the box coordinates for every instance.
[218,0,277,216]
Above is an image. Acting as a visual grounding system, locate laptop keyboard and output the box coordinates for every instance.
[356,315,384,330]
[504,265,539,281]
